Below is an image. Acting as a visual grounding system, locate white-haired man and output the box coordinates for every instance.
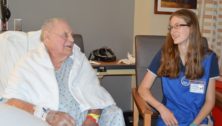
[2,18,125,126]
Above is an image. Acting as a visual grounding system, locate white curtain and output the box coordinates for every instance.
[196,0,222,74]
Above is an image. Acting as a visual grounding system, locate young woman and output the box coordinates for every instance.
[138,9,219,126]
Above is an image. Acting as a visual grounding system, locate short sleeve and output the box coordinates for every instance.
[148,49,161,75]
[209,53,219,78]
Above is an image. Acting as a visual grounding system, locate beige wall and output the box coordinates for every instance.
[134,0,170,36]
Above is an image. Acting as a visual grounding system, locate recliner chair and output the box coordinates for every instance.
[0,31,85,126]
[132,35,164,126]
[73,34,84,52]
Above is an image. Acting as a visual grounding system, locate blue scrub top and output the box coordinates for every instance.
[148,50,219,126]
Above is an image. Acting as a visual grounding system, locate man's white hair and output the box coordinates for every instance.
[40,18,67,41]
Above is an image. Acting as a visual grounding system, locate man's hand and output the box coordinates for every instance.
[46,110,75,126]
[82,118,98,126]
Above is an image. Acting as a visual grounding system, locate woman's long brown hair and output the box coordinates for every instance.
[157,9,206,80]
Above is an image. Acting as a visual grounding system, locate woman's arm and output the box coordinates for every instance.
[138,70,161,108]
[138,70,178,126]
[192,78,216,125]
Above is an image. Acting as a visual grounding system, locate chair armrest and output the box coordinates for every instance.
[216,91,222,108]
[132,88,153,117]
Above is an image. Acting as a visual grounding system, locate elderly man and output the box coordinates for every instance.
[2,18,125,126]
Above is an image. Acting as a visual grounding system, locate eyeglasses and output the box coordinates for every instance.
[168,24,190,31]
[52,32,73,42]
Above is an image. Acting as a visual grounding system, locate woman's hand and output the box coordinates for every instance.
[46,110,75,126]
[158,105,178,126]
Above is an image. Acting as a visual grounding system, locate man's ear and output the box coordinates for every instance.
[43,31,50,41]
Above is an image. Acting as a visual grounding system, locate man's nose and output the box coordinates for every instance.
[68,34,74,43]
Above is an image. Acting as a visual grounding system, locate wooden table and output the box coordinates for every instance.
[91,61,135,78]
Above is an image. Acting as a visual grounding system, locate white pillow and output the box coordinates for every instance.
[0,30,41,95]
[27,30,42,50]
[0,31,28,94]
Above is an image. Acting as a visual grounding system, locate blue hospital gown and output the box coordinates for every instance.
[55,58,125,126]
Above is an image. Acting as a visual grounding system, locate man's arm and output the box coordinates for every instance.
[6,98,35,113]
[88,109,102,115]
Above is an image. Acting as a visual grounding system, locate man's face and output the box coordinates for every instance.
[45,21,74,59]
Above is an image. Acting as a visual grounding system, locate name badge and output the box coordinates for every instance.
[189,80,205,94]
